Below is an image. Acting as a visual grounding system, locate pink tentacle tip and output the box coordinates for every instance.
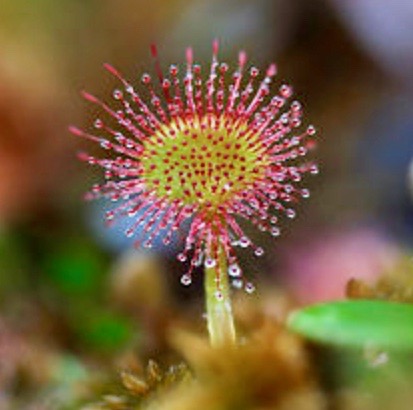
[186,47,193,66]
[103,63,120,76]
[150,43,158,58]
[76,151,89,161]
[212,38,219,56]
[238,51,247,67]
[84,192,94,201]
[81,91,98,103]
[267,63,277,77]
[306,139,317,151]
[68,125,82,136]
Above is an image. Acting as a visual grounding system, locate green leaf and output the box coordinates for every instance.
[288,300,413,349]
[44,240,104,296]
[77,309,134,353]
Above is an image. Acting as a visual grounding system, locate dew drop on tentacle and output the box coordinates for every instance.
[232,279,244,289]
[180,274,192,286]
[239,236,250,248]
[105,210,115,220]
[177,253,187,262]
[286,208,296,219]
[228,263,241,277]
[279,84,293,99]
[310,164,319,175]
[271,227,281,237]
[307,125,316,135]
[245,282,256,294]
[215,291,224,301]
[143,240,153,248]
[270,216,278,224]
[94,119,103,129]
[113,89,123,100]
[125,227,134,238]
[204,257,216,268]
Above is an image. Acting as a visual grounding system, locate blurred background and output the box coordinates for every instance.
[1,0,413,408]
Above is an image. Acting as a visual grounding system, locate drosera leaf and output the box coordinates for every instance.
[287,300,413,350]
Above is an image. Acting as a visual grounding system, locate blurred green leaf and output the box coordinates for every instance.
[44,240,104,296]
[77,309,134,353]
[288,300,413,349]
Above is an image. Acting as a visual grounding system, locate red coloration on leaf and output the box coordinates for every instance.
[71,41,317,288]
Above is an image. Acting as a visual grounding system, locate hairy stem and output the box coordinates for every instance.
[204,245,236,346]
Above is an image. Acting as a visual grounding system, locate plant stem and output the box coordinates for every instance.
[204,245,236,347]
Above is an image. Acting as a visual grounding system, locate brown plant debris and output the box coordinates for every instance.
[346,258,413,303]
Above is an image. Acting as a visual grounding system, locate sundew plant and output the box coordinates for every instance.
[71,40,317,346]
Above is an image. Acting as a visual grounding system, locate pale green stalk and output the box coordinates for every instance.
[204,245,236,346]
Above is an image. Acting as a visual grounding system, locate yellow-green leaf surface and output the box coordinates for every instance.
[288,300,413,349]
